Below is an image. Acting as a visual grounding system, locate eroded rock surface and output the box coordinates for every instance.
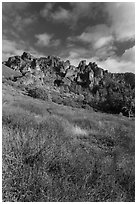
[3,52,134,92]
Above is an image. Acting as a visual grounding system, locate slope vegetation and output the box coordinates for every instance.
[2,83,135,202]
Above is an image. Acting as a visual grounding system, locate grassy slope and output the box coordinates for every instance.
[2,64,22,79]
[2,83,135,202]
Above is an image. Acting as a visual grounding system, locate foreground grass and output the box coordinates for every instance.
[2,88,135,202]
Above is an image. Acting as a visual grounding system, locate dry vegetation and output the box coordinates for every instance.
[2,83,135,202]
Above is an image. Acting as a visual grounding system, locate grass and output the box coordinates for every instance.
[71,125,88,135]
[2,84,135,202]
[12,100,49,116]
[2,64,22,80]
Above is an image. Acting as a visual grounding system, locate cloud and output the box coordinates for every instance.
[106,2,135,41]
[62,51,97,67]
[12,15,37,32]
[67,24,115,60]
[35,33,60,47]
[61,46,95,67]
[40,3,54,18]
[2,38,26,60]
[68,48,89,59]
[62,3,135,73]
[40,3,71,23]
[61,43,135,73]
[2,2,134,74]
[51,7,71,21]
[98,56,135,73]
[2,2,30,21]
[68,2,104,28]
[40,2,104,28]
[40,2,135,41]
[69,3,95,23]
[3,2,36,33]
[35,33,52,47]
[94,36,113,49]
[50,3,92,23]
[3,27,20,39]
[2,37,43,61]
[95,45,116,60]
[121,46,135,63]
[28,47,45,58]
[52,39,61,47]
[76,24,113,47]
[66,2,135,59]
[97,46,135,73]
[2,2,30,14]
[64,53,135,73]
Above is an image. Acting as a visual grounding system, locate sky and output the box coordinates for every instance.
[2,2,135,73]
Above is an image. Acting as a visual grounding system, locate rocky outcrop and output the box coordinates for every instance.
[21,52,35,61]
[2,51,135,118]
[5,55,22,71]
[3,51,133,92]
[3,52,135,116]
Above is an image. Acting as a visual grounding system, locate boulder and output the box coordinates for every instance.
[103,70,108,76]
[62,77,71,86]
[21,52,34,61]
[89,69,94,81]
[60,66,66,75]
[21,64,31,75]
[89,62,104,78]
[89,70,94,88]
[94,77,100,85]
[47,55,60,67]
[18,75,34,85]
[78,60,86,72]
[6,56,22,70]
[64,60,70,70]
[65,66,76,79]
[76,73,83,83]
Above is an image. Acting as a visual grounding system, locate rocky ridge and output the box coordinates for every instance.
[3,52,109,88]
[2,52,135,116]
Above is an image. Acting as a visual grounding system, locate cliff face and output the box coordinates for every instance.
[3,52,135,116]
[3,51,129,87]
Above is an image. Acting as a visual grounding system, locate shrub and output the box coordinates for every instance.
[51,94,63,104]
[27,86,49,101]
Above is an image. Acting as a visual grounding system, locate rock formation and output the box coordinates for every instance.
[2,52,134,91]
[2,52,135,116]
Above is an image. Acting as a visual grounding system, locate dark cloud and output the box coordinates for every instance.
[114,39,135,57]
[40,3,55,18]
[2,2,135,72]
[39,2,107,30]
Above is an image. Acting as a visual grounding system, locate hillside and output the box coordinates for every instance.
[2,56,135,201]
[2,1,135,202]
[2,64,22,79]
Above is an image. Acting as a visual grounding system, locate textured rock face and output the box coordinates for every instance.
[6,56,21,71]
[64,60,70,70]
[75,61,95,87]
[3,52,135,117]
[62,77,71,86]
[78,60,86,72]
[21,52,35,61]
[88,62,104,78]
[65,66,76,78]
[3,52,110,89]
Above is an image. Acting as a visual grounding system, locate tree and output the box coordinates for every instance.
[122,97,135,118]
